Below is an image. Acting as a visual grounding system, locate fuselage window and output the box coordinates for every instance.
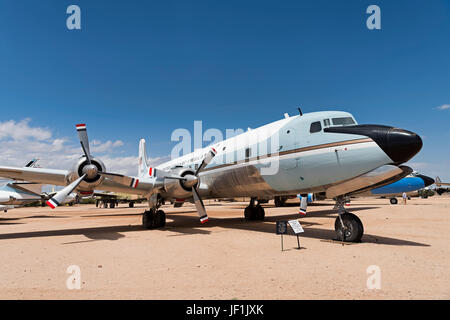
[323,119,330,127]
[332,117,355,126]
[310,121,322,133]
[245,148,251,159]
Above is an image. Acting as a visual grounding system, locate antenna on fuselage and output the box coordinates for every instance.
[297,107,303,116]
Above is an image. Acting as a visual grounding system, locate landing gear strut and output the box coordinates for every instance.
[274,196,287,207]
[244,197,265,221]
[334,196,364,242]
[142,194,166,229]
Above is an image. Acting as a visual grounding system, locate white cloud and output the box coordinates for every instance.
[436,104,450,110]
[0,119,166,177]
[0,118,52,141]
[90,140,124,153]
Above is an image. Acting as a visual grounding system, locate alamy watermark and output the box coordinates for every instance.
[366,265,381,290]
[170,121,280,175]
[66,265,81,290]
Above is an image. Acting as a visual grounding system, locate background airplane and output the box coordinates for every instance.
[435,176,450,195]
[0,111,423,242]
[0,160,78,212]
[0,159,43,212]
[295,172,435,207]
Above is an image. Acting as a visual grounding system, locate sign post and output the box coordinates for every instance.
[276,221,288,252]
[288,220,304,250]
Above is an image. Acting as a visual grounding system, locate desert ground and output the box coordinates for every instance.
[0,196,449,300]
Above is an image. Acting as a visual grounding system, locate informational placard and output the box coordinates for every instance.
[276,221,288,235]
[288,220,304,234]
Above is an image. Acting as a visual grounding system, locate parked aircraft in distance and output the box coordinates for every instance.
[435,176,450,195]
[295,172,435,207]
[0,160,78,212]
[0,111,423,242]
[0,160,43,212]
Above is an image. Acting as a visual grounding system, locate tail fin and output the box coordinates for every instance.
[138,139,150,177]
[436,176,442,187]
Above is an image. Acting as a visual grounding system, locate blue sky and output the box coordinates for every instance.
[0,0,449,180]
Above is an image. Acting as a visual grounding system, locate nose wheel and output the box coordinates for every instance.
[142,209,166,229]
[334,212,364,242]
[334,196,364,242]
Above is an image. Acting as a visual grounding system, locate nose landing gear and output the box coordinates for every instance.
[334,197,364,242]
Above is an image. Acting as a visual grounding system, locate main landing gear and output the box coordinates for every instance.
[244,197,265,221]
[142,194,166,229]
[390,198,398,205]
[142,208,166,229]
[334,196,364,242]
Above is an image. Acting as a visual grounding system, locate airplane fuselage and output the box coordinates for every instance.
[150,111,418,200]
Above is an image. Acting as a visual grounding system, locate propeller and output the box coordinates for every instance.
[47,124,141,209]
[47,174,86,209]
[299,194,308,216]
[164,148,217,223]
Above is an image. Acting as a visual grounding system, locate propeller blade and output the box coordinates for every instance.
[192,187,208,224]
[76,124,92,164]
[99,172,140,189]
[47,174,86,209]
[299,194,308,216]
[195,148,217,175]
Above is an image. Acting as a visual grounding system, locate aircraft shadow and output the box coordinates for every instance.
[163,208,430,247]
[0,207,429,247]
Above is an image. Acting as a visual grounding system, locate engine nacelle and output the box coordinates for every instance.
[68,156,106,192]
[163,167,196,199]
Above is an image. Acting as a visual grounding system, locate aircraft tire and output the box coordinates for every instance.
[129,202,134,208]
[255,205,265,220]
[390,198,398,205]
[334,212,364,243]
[244,206,253,220]
[244,205,265,220]
[274,196,286,207]
[156,210,166,228]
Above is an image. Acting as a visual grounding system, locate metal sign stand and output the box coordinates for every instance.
[277,220,305,251]
[276,221,288,252]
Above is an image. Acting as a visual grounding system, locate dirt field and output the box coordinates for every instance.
[0,196,449,300]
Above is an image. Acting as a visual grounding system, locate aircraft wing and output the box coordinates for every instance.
[0,166,69,186]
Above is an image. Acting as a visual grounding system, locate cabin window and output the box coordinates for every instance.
[332,117,355,126]
[245,148,251,159]
[323,119,331,127]
[310,121,322,133]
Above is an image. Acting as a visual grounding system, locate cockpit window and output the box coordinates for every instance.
[332,117,355,126]
[323,119,331,127]
[310,121,322,133]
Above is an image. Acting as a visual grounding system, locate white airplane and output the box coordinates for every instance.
[0,111,423,242]
[0,160,78,212]
[0,159,43,212]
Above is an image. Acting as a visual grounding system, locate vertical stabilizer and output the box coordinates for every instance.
[138,139,150,177]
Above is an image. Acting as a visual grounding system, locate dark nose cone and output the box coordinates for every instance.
[324,125,423,164]
[383,128,423,164]
[417,175,435,187]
